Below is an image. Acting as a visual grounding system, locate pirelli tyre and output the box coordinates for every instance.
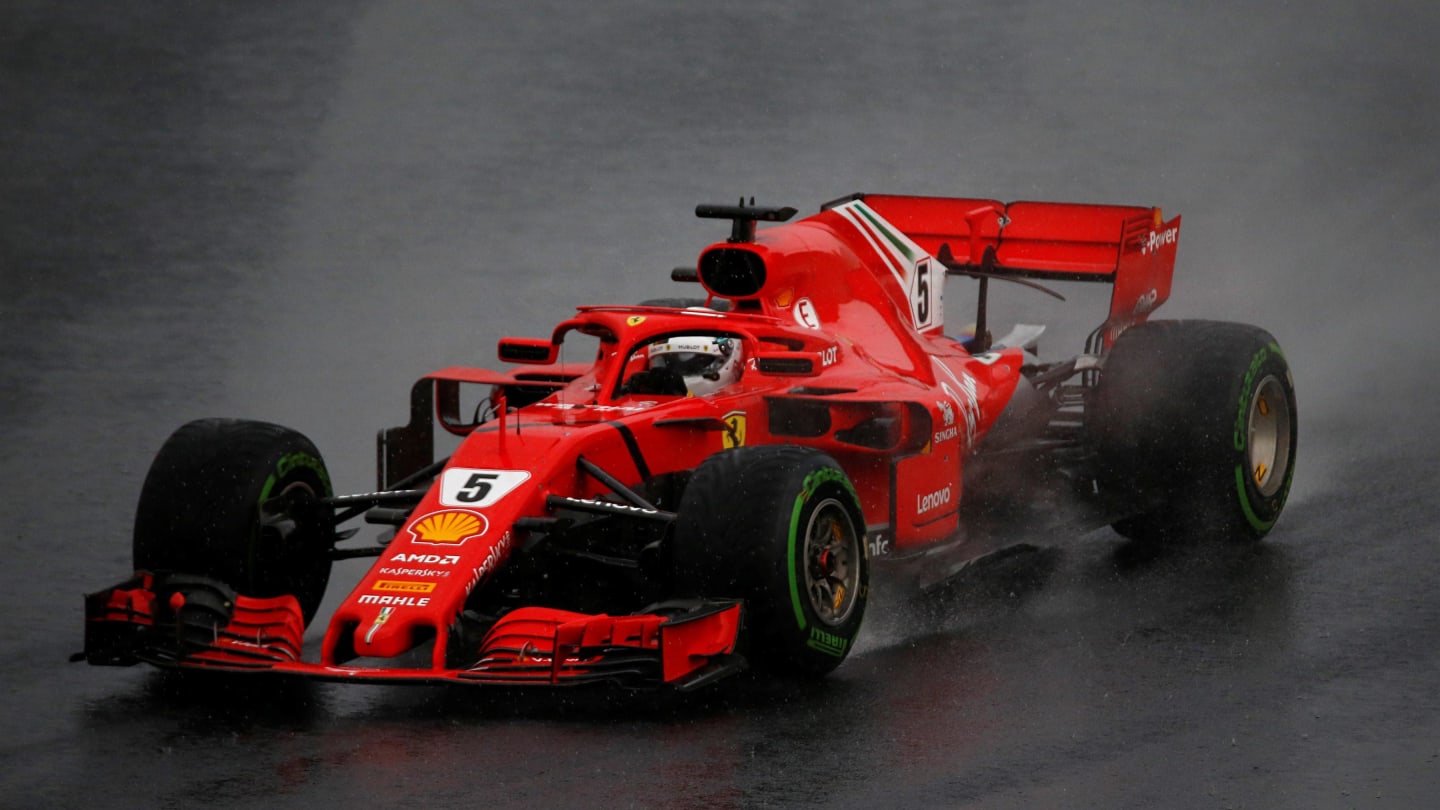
[1090,320,1297,544]
[671,446,868,677]
[132,418,336,624]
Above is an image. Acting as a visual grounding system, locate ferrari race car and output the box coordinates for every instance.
[78,194,1298,690]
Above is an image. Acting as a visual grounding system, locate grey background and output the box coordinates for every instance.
[3,2,1437,807]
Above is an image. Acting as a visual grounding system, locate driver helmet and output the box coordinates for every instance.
[647,335,742,396]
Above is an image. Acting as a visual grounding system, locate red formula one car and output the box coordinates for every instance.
[79,194,1297,690]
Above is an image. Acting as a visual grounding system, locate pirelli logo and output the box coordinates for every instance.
[372,580,437,594]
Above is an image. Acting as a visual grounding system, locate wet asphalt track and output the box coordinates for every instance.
[4,2,1440,807]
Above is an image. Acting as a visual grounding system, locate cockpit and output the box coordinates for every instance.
[619,334,745,398]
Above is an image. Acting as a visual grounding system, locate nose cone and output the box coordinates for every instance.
[353,605,415,658]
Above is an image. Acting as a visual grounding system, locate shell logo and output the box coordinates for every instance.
[409,509,488,545]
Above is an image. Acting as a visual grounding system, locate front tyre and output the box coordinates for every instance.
[1090,320,1298,544]
[671,446,867,677]
[133,418,336,624]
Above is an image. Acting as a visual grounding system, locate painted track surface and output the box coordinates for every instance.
[4,3,1439,807]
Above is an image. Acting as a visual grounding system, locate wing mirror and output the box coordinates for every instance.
[497,337,558,365]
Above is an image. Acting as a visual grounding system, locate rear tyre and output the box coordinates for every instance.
[1090,320,1297,544]
[133,418,336,624]
[671,446,867,677]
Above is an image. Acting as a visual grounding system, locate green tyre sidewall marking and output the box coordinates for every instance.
[1231,342,1293,534]
[1235,465,1276,533]
[785,466,862,636]
[807,627,849,657]
[259,451,331,502]
[274,451,332,493]
[787,486,808,632]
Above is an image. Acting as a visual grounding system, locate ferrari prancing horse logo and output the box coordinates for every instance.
[722,411,747,449]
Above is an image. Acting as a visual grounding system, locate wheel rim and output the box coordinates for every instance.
[255,479,326,601]
[803,498,861,626]
[258,480,319,541]
[1247,375,1292,497]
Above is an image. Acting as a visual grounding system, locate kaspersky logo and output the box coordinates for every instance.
[408,509,488,546]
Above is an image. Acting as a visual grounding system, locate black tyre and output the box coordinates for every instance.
[671,446,867,677]
[1090,320,1297,543]
[133,418,336,624]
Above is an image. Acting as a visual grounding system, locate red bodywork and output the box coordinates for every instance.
[82,194,1180,689]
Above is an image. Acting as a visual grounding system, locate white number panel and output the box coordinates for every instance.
[439,468,531,508]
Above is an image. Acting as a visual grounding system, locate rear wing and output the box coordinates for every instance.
[850,194,1181,348]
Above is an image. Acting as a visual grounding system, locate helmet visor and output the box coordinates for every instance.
[651,351,720,378]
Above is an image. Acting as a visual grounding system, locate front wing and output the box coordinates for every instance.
[79,572,745,691]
